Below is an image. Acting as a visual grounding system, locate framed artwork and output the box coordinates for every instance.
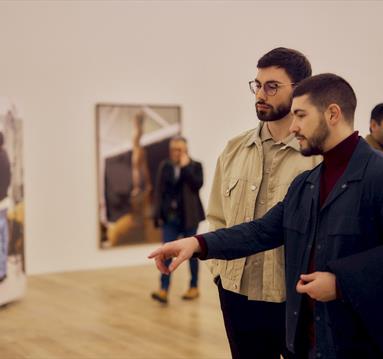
[0,98,26,306]
[96,104,181,248]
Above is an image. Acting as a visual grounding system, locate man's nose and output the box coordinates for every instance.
[289,119,298,134]
[256,87,267,102]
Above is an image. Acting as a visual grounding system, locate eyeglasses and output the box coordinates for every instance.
[249,80,295,96]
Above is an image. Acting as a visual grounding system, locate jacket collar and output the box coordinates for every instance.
[305,137,373,186]
[245,122,300,152]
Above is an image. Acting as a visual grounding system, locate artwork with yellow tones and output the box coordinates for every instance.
[0,98,26,306]
[96,104,181,248]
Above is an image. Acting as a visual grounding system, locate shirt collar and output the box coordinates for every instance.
[245,122,300,152]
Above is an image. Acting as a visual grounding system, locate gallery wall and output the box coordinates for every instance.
[0,1,382,274]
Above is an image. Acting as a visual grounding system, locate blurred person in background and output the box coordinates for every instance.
[151,136,205,304]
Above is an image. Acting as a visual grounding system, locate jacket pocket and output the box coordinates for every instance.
[222,177,244,226]
[223,178,240,198]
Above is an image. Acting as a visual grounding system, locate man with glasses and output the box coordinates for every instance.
[204,48,320,359]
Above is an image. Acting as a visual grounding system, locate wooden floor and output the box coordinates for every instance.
[0,263,230,359]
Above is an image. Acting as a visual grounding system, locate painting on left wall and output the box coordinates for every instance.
[0,98,26,306]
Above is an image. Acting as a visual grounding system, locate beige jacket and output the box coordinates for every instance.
[206,123,321,302]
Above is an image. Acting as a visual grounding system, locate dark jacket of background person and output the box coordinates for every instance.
[0,147,11,201]
[153,159,205,229]
[200,139,383,359]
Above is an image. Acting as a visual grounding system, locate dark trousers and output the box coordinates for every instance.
[218,280,290,359]
[160,223,198,290]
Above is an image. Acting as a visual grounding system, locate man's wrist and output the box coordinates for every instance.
[335,278,343,300]
[194,235,207,259]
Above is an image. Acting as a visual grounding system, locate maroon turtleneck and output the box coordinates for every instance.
[304,131,360,351]
[319,131,360,207]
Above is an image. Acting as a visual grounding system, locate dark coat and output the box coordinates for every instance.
[203,138,383,359]
[153,159,205,230]
[0,148,11,201]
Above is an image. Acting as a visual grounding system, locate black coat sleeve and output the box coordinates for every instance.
[180,161,203,191]
[202,200,285,260]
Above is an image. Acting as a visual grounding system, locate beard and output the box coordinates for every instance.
[299,116,330,157]
[256,98,292,122]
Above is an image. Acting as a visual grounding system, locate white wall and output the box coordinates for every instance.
[0,1,382,274]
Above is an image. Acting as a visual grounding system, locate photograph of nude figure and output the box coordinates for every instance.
[96,104,181,248]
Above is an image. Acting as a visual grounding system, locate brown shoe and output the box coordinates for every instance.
[181,287,199,300]
[151,289,168,304]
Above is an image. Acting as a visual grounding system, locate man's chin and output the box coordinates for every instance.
[257,113,283,122]
[300,149,313,157]
[256,110,268,118]
[300,146,322,157]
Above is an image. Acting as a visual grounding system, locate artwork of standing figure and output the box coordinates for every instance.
[0,98,26,306]
[96,104,181,248]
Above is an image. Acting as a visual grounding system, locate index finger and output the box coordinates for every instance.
[148,247,163,259]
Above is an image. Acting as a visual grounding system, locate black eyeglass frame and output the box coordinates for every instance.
[248,80,295,96]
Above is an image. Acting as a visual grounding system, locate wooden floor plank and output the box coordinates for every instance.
[0,263,230,359]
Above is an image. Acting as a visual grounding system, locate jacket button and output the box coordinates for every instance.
[293,311,298,316]
[225,189,230,195]
[341,183,347,189]
[316,316,321,321]
[233,284,238,289]
[310,184,315,189]
[251,185,257,191]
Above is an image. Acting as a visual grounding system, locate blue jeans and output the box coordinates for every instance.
[160,222,198,290]
[0,209,8,278]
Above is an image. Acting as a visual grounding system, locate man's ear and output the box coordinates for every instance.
[326,104,341,125]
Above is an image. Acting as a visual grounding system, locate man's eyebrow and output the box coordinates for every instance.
[254,79,282,84]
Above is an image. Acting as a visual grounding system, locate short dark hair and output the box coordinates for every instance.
[370,103,383,126]
[257,47,312,84]
[292,73,357,123]
[170,135,187,144]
